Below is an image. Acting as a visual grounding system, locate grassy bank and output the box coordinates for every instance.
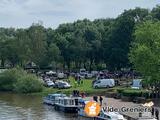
[31,77,138,96]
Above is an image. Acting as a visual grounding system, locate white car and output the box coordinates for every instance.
[93,79,115,88]
[80,68,86,75]
[55,81,71,89]
[58,72,65,79]
[46,80,55,87]
[85,73,93,79]
[91,71,98,77]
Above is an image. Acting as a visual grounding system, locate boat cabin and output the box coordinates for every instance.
[43,94,66,105]
[54,97,82,113]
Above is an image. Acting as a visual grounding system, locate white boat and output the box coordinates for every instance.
[54,96,82,113]
[95,110,127,120]
[78,100,126,120]
[43,93,66,105]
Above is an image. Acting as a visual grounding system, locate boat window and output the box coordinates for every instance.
[105,115,111,119]
[61,100,63,104]
[64,99,67,105]
[72,100,74,105]
[69,100,71,105]
[75,99,78,105]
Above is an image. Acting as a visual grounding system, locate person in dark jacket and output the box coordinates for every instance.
[99,96,103,106]
[155,109,159,120]
[93,96,98,102]
[151,107,155,116]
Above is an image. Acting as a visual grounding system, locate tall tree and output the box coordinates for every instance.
[105,8,149,70]
[130,21,160,97]
[27,24,47,66]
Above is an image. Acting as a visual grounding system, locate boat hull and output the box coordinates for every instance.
[43,99,55,105]
[54,104,79,113]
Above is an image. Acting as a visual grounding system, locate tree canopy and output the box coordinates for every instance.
[0,6,159,71]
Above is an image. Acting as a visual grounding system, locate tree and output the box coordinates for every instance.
[129,21,160,98]
[151,5,160,20]
[105,8,149,70]
[47,43,61,68]
[27,24,47,66]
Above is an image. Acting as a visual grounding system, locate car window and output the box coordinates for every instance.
[96,81,101,84]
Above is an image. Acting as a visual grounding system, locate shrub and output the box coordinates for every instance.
[0,68,43,93]
[14,74,43,93]
[120,89,149,97]
[0,68,23,91]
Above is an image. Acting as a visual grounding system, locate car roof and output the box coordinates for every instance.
[48,93,66,97]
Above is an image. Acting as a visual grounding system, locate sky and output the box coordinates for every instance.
[0,0,160,28]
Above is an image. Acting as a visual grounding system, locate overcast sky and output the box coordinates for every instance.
[0,0,160,28]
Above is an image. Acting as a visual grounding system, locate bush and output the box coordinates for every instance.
[0,68,43,93]
[120,89,149,97]
[14,74,43,93]
[0,68,23,91]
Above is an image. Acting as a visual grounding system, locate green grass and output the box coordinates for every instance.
[31,77,149,97]
[32,77,118,96]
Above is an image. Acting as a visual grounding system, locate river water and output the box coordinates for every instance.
[0,92,86,120]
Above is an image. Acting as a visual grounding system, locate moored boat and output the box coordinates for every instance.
[54,96,82,113]
[43,93,66,105]
[95,110,127,120]
[78,99,126,120]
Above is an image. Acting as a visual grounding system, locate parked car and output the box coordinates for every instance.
[93,79,115,88]
[55,81,71,89]
[131,79,142,89]
[80,68,86,75]
[85,73,93,79]
[91,71,98,77]
[58,72,65,79]
[46,80,55,87]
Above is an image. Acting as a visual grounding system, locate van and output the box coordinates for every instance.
[93,79,115,88]
[131,79,142,89]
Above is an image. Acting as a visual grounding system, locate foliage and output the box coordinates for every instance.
[0,68,24,91]
[14,74,43,93]
[129,21,160,85]
[0,6,159,71]
[0,68,43,93]
[120,89,149,97]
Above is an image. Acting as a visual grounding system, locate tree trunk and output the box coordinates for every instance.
[67,61,70,71]
[89,60,93,72]
[1,58,5,67]
[75,61,78,69]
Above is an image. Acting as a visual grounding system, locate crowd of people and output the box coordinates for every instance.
[96,70,140,80]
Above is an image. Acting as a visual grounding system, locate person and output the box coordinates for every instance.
[155,109,159,120]
[81,91,85,98]
[151,107,154,116]
[99,96,103,106]
[93,96,98,102]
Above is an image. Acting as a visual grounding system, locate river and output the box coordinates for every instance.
[0,92,159,120]
[0,92,86,120]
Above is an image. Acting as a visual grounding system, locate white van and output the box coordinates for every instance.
[93,79,115,88]
[131,79,142,89]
